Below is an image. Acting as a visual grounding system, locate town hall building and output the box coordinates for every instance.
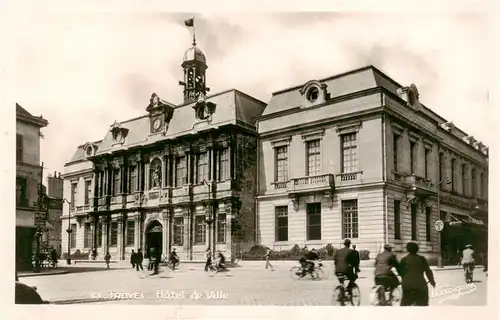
[61,38,266,261]
[256,66,488,264]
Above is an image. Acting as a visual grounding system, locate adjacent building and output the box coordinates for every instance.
[61,40,266,261]
[16,103,49,270]
[41,172,64,255]
[256,66,488,263]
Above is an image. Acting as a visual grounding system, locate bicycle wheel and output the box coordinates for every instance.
[369,285,383,306]
[206,266,216,277]
[290,266,303,280]
[391,286,402,306]
[313,268,325,281]
[349,284,361,306]
[332,285,344,306]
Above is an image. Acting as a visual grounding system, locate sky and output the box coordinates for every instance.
[9,10,496,179]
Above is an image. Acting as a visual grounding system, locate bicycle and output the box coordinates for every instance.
[463,263,474,283]
[289,260,325,281]
[370,283,402,306]
[206,262,229,277]
[332,273,361,306]
[160,259,179,271]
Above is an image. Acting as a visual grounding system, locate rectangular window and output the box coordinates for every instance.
[218,148,230,181]
[129,166,137,193]
[275,146,288,182]
[425,207,432,241]
[173,217,184,246]
[341,133,358,173]
[196,152,209,184]
[16,177,28,207]
[126,220,135,246]
[411,204,417,241]
[451,159,456,192]
[110,222,118,246]
[306,140,321,176]
[71,182,77,208]
[424,148,431,179]
[113,169,121,196]
[84,180,92,205]
[471,168,476,197]
[393,134,399,172]
[70,223,77,249]
[175,156,187,187]
[275,206,288,242]
[194,215,207,244]
[306,202,322,240]
[410,141,416,175]
[394,200,401,240]
[462,164,467,195]
[84,223,92,248]
[439,153,444,182]
[96,223,103,247]
[342,200,359,239]
[16,134,23,162]
[217,214,227,244]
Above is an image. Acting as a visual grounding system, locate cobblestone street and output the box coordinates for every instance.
[20,263,487,306]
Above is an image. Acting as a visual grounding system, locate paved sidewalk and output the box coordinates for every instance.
[18,268,68,278]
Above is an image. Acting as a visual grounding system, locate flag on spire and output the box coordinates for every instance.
[184,18,194,27]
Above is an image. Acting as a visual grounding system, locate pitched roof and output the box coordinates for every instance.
[16,103,49,127]
[89,89,266,156]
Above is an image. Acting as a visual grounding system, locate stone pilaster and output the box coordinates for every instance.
[162,212,169,259]
[117,215,124,260]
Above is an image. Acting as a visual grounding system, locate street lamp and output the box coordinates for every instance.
[63,198,72,265]
[203,180,214,256]
[436,178,451,268]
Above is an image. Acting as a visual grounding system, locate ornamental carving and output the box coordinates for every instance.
[144,212,163,227]
[110,121,129,144]
[149,158,162,189]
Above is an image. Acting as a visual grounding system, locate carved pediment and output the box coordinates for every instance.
[193,93,216,122]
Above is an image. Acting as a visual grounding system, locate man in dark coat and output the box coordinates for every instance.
[130,250,136,269]
[136,249,144,271]
[334,239,359,295]
[352,245,361,273]
[399,242,436,306]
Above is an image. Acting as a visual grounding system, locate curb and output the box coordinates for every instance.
[18,269,69,278]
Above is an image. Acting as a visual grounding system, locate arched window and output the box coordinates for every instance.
[149,158,162,189]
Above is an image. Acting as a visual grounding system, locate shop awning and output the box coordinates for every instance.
[448,213,486,228]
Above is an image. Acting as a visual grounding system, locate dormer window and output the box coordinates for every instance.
[306,87,319,102]
[110,121,129,144]
[86,145,93,157]
[193,93,216,122]
[299,80,328,107]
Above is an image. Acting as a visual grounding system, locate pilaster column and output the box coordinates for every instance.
[230,135,235,179]
[162,212,168,259]
[225,209,232,257]
[134,214,140,250]
[117,215,124,260]
[183,206,190,259]
[103,217,109,254]
[186,152,191,185]
[106,164,113,196]
[208,147,213,181]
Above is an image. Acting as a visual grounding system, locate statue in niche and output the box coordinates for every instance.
[151,161,162,189]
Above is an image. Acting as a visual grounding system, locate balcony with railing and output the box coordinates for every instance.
[335,171,363,186]
[288,174,335,194]
[404,175,436,196]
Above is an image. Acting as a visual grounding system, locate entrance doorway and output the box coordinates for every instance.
[146,221,163,258]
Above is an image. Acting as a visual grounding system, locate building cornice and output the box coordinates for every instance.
[61,168,94,179]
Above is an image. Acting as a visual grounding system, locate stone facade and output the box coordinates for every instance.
[256,66,488,264]
[16,103,48,270]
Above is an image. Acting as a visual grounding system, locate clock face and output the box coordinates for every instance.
[152,118,162,131]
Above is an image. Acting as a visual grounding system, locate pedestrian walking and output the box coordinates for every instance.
[92,248,97,260]
[152,248,161,275]
[352,244,361,273]
[265,248,274,271]
[104,252,111,269]
[399,242,436,306]
[136,249,144,271]
[50,248,58,268]
[130,250,136,269]
[204,248,212,271]
[147,247,154,271]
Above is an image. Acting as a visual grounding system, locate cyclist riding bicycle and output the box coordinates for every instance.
[334,239,359,297]
[169,248,179,268]
[215,251,226,270]
[461,244,475,275]
[374,244,401,302]
[299,248,320,277]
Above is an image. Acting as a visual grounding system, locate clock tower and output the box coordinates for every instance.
[179,37,209,104]
[147,93,174,135]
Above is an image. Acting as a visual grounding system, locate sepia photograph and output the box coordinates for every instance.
[5,3,497,316]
